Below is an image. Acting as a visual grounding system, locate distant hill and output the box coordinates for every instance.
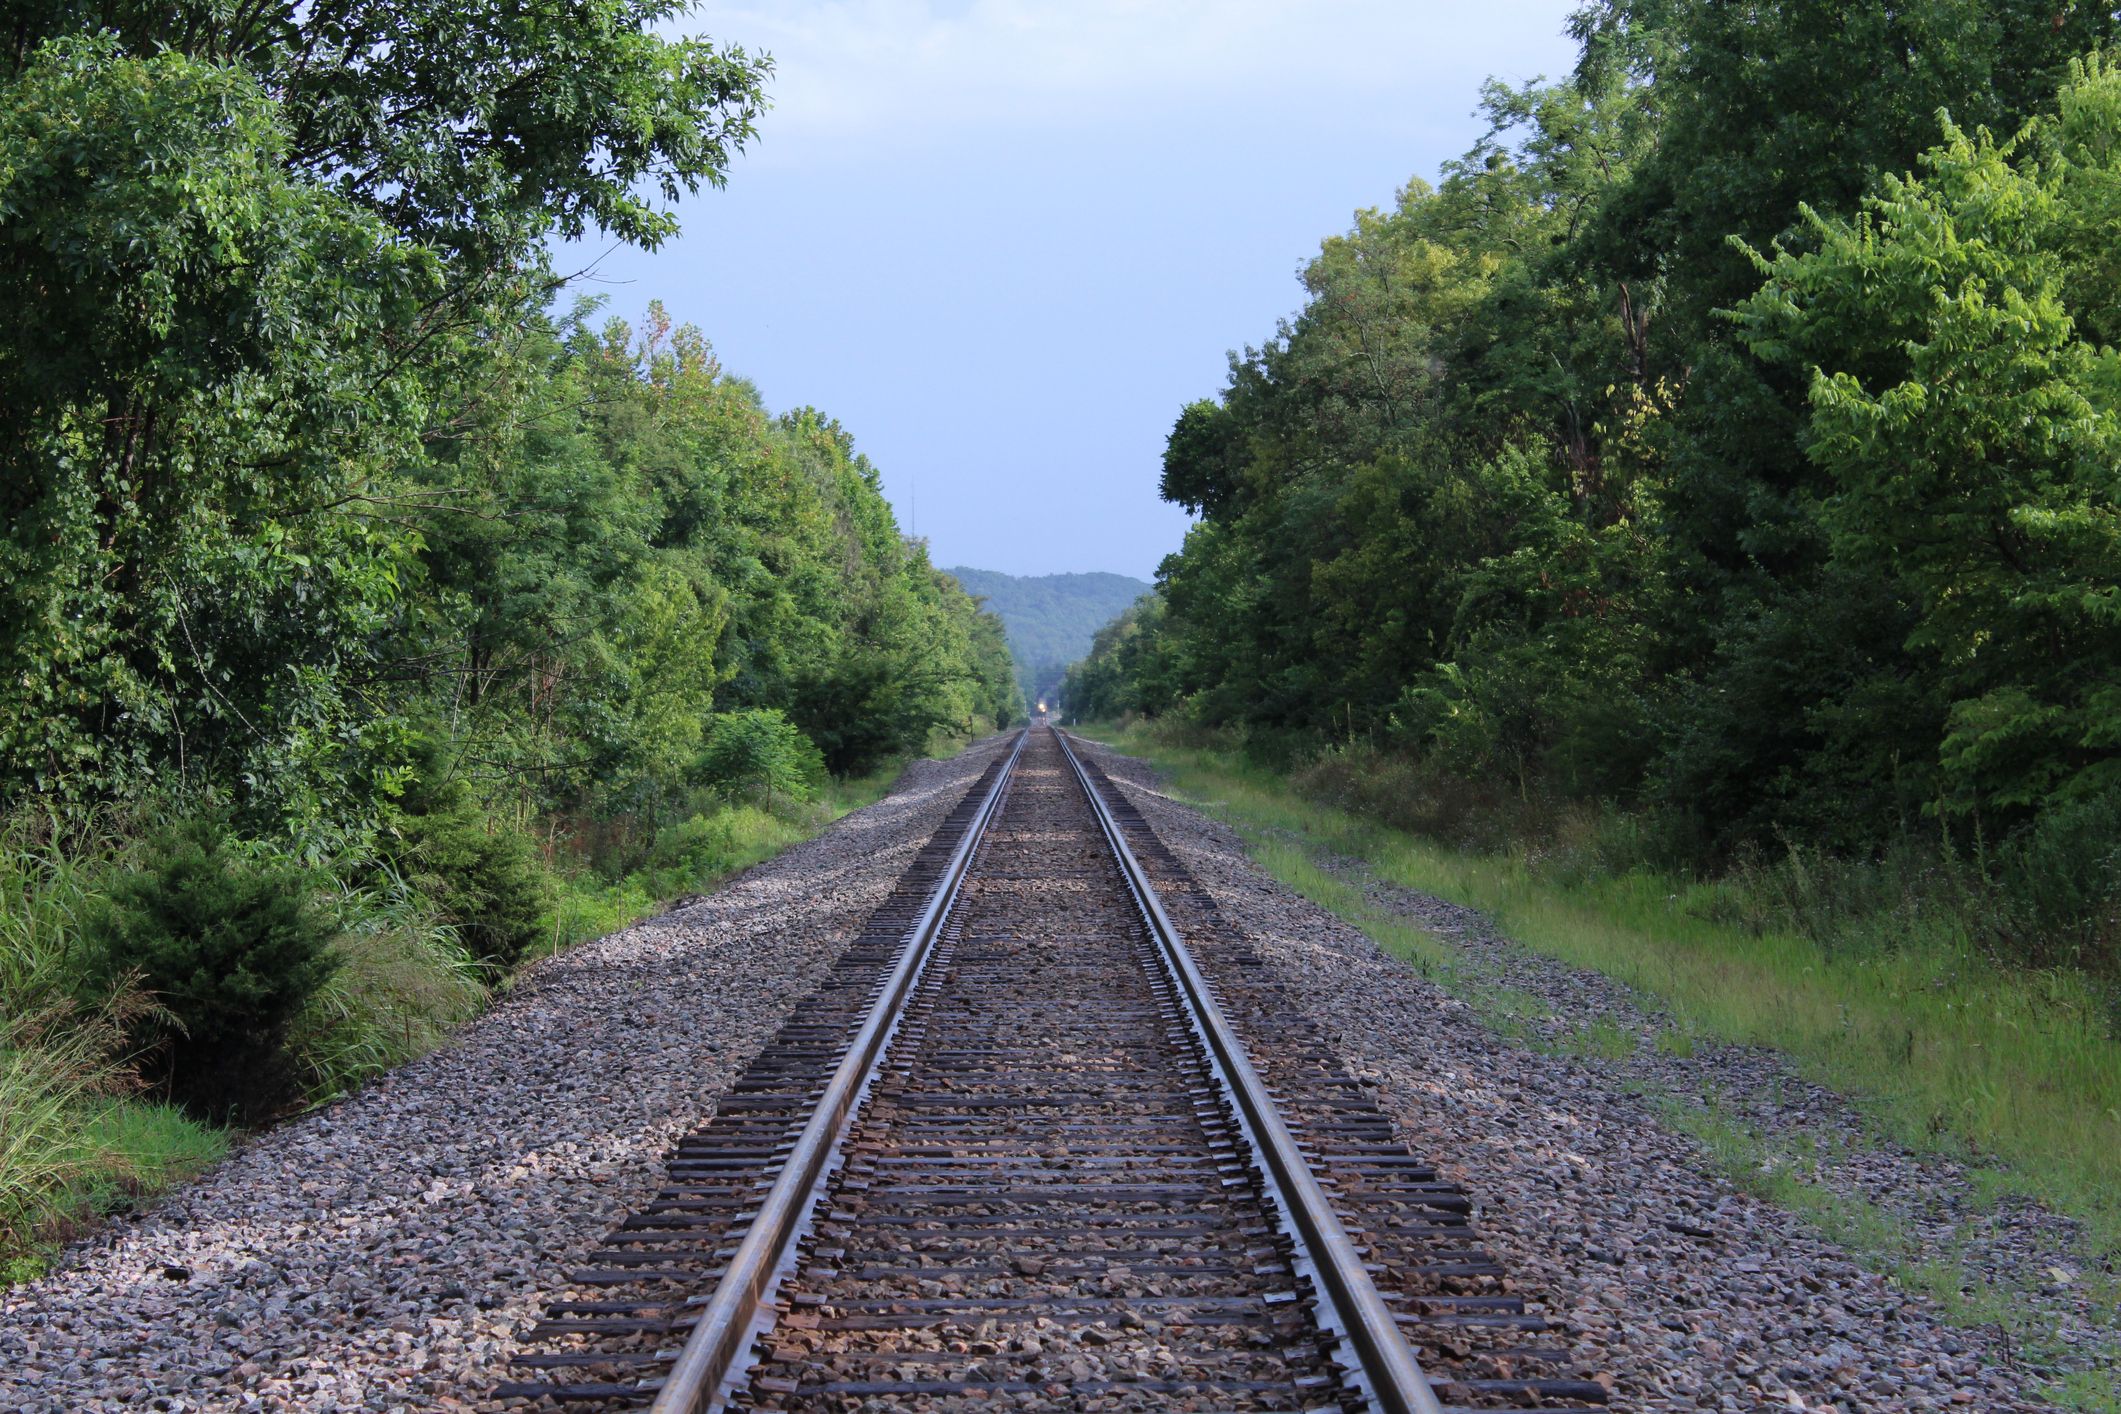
[946,568,1151,710]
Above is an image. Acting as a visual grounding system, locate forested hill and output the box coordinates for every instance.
[945,569,1151,708]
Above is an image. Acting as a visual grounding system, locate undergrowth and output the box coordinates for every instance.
[538,761,910,960]
[0,736,946,1284]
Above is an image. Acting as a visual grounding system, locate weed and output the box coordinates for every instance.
[292,872,489,1102]
[1656,1027,1697,1059]
[1563,1018,1637,1062]
[2052,1369,2121,1414]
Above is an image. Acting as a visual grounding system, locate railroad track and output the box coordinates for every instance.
[496,727,1608,1412]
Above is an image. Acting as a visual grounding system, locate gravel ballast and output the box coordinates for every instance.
[0,737,1011,1413]
[1071,735,2112,1414]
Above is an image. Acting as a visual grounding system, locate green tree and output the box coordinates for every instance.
[0,39,439,833]
[1734,67,2121,819]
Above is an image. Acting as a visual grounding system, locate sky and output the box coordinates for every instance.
[571,1,1583,580]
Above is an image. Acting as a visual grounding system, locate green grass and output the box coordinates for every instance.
[0,810,230,1283]
[0,1033,227,1287]
[0,1097,229,1286]
[293,878,490,1102]
[1079,722,2121,1265]
[1653,1086,2121,1402]
[1562,1016,1637,1062]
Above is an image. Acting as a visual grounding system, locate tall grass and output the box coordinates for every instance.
[0,809,231,1278]
[0,1001,135,1263]
[0,807,122,1011]
[1083,722,2121,1259]
[292,869,490,1101]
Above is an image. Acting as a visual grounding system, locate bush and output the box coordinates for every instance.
[635,804,802,899]
[390,782,552,967]
[692,709,826,804]
[1292,740,1531,852]
[1991,790,2121,973]
[79,819,338,1123]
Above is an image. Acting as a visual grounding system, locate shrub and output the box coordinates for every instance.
[1991,790,2121,973]
[1291,740,1529,852]
[78,818,337,1123]
[390,782,552,967]
[693,709,826,805]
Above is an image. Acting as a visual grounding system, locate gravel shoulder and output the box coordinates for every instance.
[0,736,1012,1414]
[1071,735,2114,1414]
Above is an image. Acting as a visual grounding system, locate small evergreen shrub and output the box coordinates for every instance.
[390,782,552,967]
[81,819,338,1123]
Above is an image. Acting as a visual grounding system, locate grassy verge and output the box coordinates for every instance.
[1075,721,2121,1268]
[539,760,915,959]
[0,1014,229,1285]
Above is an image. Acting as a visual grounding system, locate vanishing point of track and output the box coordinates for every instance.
[498,727,1609,1413]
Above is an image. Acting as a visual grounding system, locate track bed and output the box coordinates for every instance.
[496,730,1606,1413]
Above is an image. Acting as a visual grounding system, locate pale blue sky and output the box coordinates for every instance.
[573,1,1582,579]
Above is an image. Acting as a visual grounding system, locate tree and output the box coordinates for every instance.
[1734,65,2121,819]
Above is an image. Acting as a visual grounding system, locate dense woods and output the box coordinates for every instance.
[1,0,1015,1247]
[1068,1,2121,977]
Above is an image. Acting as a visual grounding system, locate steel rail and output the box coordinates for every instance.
[648,728,1030,1414]
[1054,728,1447,1414]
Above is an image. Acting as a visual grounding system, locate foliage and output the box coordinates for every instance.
[389,782,551,968]
[1060,595,1174,722]
[292,873,489,1102]
[77,819,340,1121]
[695,710,827,805]
[0,1,772,841]
[1733,76,2121,823]
[636,805,799,897]
[0,808,123,1015]
[0,0,1021,1282]
[1072,18,2121,974]
[0,37,438,833]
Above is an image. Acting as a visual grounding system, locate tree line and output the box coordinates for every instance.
[0,2,1017,1146]
[1067,0,2121,975]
